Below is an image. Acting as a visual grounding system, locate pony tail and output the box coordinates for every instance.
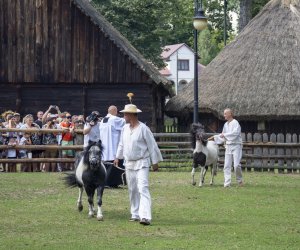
[63,173,78,188]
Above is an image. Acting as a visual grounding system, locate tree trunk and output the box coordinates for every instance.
[239,0,253,32]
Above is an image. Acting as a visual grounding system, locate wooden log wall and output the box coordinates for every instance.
[0,83,154,128]
[0,0,150,83]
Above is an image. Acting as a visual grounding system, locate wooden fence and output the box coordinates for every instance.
[0,128,299,173]
[156,132,300,173]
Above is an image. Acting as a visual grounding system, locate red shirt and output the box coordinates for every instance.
[60,122,74,141]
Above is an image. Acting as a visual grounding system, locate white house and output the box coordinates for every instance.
[159,43,205,94]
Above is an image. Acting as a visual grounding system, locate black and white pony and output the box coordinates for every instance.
[191,123,219,187]
[64,140,106,221]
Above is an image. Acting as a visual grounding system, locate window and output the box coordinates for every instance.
[177,60,189,71]
[179,80,188,85]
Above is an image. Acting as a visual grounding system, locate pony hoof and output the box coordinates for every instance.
[192,182,196,186]
[77,204,83,212]
[97,216,104,221]
[210,182,213,185]
[88,214,94,218]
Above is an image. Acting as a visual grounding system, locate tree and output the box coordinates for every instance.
[92,0,237,67]
[238,0,270,32]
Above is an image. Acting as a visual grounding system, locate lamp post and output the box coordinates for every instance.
[224,0,227,46]
[193,0,207,124]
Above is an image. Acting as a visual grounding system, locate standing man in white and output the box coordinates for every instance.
[213,108,243,187]
[114,103,163,226]
[100,105,125,187]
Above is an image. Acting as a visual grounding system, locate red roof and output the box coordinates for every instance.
[159,68,171,76]
[161,43,186,59]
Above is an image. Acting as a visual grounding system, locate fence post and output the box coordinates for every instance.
[241,133,246,171]
[277,133,285,173]
[253,133,262,171]
[246,133,253,172]
[292,134,298,173]
[262,133,269,172]
[286,133,292,173]
[269,133,276,173]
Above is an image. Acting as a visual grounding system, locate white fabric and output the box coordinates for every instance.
[213,134,225,145]
[116,122,162,221]
[126,167,151,220]
[7,143,17,158]
[83,122,100,148]
[116,122,163,170]
[99,114,125,161]
[55,124,62,144]
[19,137,28,155]
[214,119,243,187]
[224,144,243,187]
[222,119,242,145]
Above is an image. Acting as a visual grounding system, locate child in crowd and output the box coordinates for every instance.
[6,136,18,172]
[19,132,32,172]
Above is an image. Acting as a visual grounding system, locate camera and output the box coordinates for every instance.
[86,112,100,124]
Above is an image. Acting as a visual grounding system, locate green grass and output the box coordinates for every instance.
[0,171,299,250]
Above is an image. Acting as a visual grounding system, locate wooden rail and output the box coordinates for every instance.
[0,130,299,172]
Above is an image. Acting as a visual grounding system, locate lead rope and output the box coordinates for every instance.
[103,161,126,186]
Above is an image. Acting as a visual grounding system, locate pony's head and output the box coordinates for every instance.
[190,123,208,148]
[83,140,103,169]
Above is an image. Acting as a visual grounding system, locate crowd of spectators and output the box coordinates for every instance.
[0,105,86,173]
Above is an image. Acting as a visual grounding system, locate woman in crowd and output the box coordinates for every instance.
[42,116,58,172]
[21,114,42,172]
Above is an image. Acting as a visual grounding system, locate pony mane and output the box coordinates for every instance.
[83,140,103,165]
[190,123,208,148]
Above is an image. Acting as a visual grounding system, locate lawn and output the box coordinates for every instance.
[0,171,299,250]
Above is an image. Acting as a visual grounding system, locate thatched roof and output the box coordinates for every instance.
[73,0,172,93]
[165,0,300,120]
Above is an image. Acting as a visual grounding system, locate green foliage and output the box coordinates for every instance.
[92,0,238,68]
[198,28,222,65]
[252,0,270,16]
[0,172,300,249]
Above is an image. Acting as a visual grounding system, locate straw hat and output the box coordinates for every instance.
[120,104,142,113]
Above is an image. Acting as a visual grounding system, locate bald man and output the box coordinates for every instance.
[100,105,125,187]
[213,108,243,187]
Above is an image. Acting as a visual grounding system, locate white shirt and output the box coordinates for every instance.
[214,119,242,145]
[116,122,163,170]
[19,137,28,154]
[99,114,125,161]
[83,122,100,148]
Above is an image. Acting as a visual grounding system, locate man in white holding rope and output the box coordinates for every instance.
[114,101,162,226]
[212,108,243,187]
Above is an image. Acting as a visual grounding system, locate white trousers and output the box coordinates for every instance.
[126,167,152,220]
[224,144,243,187]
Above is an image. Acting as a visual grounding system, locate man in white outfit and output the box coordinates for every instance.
[213,108,243,187]
[114,104,163,226]
[100,105,125,187]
